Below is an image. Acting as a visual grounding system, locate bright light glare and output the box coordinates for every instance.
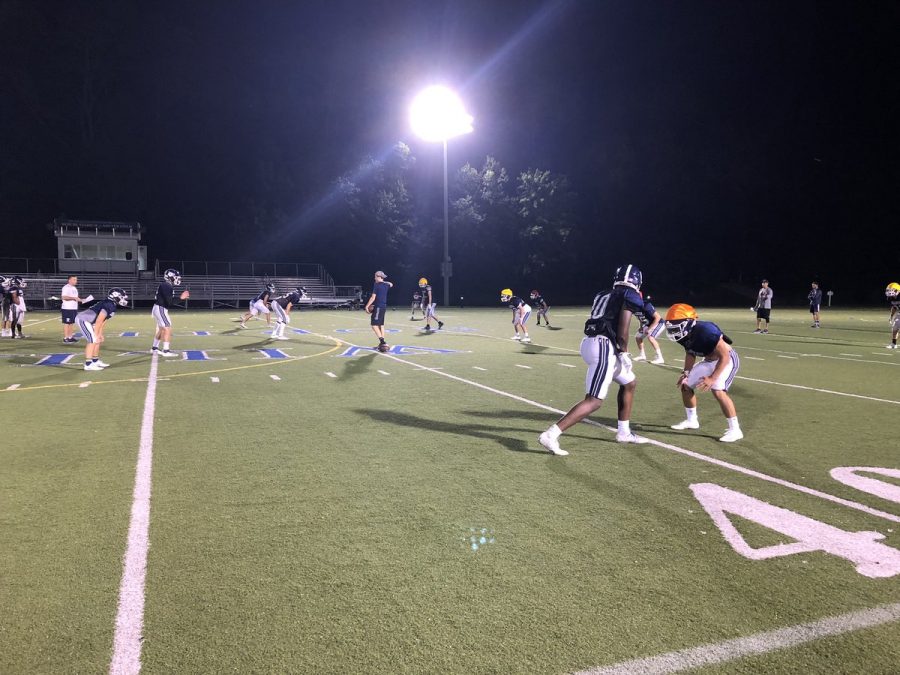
[409,86,474,142]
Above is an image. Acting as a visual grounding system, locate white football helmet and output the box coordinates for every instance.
[107,287,129,307]
[164,268,182,286]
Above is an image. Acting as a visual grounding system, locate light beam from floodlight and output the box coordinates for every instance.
[410,86,474,306]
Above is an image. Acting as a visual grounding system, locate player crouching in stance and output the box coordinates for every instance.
[152,268,190,356]
[501,289,531,343]
[270,287,307,340]
[885,283,900,349]
[365,271,393,352]
[665,304,743,442]
[530,290,552,327]
[633,294,664,364]
[240,283,275,328]
[419,277,444,331]
[538,264,649,456]
[77,288,128,371]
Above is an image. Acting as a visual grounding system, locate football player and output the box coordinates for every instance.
[77,288,129,371]
[419,277,444,332]
[633,294,664,364]
[808,282,823,328]
[12,280,26,338]
[665,303,743,442]
[240,282,275,328]
[410,289,424,320]
[500,289,532,343]
[530,290,552,327]
[4,276,26,339]
[886,282,900,349]
[538,264,649,456]
[151,268,189,356]
[365,271,393,352]
[269,287,308,340]
[0,275,9,337]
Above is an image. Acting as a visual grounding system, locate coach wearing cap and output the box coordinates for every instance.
[365,271,393,352]
[754,279,773,334]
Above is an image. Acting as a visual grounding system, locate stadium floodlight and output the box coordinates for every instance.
[410,86,474,306]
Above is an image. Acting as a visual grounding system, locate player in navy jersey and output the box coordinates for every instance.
[808,282,823,328]
[77,288,128,371]
[410,289,425,320]
[539,264,649,456]
[633,294,664,364]
[151,268,190,356]
[500,289,532,343]
[665,303,743,442]
[3,276,26,339]
[269,287,307,340]
[365,271,393,352]
[239,283,275,328]
[419,277,444,332]
[530,290,552,327]
[886,282,900,349]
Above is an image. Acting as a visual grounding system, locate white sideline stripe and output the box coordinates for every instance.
[79,381,91,388]
[109,353,159,674]
[270,374,281,381]
[377,370,390,376]
[210,377,219,383]
[744,356,764,361]
[577,603,900,675]
[370,349,900,524]
[558,363,577,368]
[325,371,337,378]
[515,364,532,369]
[740,345,900,367]
[472,366,487,371]
[6,383,20,390]
[776,355,798,359]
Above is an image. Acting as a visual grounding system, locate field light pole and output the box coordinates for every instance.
[410,86,473,306]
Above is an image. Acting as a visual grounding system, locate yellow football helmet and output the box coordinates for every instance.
[419,277,428,287]
[664,303,699,341]
[500,288,513,303]
[885,283,900,298]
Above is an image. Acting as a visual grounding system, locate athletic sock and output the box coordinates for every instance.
[545,424,561,439]
[152,339,160,348]
[727,416,740,431]
[162,342,170,351]
[638,350,646,358]
[85,360,91,367]
[685,407,698,423]
[92,358,99,363]
[617,420,631,435]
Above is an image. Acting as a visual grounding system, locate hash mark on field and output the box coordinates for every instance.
[325,371,337,378]
[839,353,862,357]
[79,381,91,388]
[377,370,390,376]
[270,374,281,381]
[472,366,487,371]
[210,377,219,383]
[5,384,20,390]
[744,356,764,361]
[558,363,577,368]
[515,364,532,369]
[776,355,798,359]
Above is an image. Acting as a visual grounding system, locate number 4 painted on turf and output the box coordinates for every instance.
[690,483,900,579]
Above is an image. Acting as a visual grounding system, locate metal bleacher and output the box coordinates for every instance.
[4,269,363,311]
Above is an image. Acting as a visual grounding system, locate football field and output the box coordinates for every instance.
[2,306,899,673]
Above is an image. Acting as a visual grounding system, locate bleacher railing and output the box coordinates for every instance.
[155,260,328,283]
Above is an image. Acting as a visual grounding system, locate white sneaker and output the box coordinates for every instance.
[84,362,103,371]
[94,360,110,368]
[161,350,179,357]
[887,344,898,350]
[239,323,247,329]
[650,356,665,364]
[511,335,521,340]
[671,419,700,430]
[719,428,744,443]
[633,354,647,361]
[539,431,568,456]
[520,336,532,343]
[616,432,649,444]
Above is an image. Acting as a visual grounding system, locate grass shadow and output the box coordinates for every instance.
[340,352,377,379]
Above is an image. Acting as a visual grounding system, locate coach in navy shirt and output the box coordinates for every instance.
[365,271,393,352]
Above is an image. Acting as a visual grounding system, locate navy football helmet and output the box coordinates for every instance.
[108,287,129,307]
[613,264,642,291]
[164,268,182,286]
[296,286,309,298]
[12,275,26,288]
[265,283,276,293]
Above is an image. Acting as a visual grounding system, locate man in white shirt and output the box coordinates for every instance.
[61,275,83,343]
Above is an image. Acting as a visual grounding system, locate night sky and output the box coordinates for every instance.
[2,1,898,304]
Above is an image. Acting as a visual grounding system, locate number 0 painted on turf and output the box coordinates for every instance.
[690,483,900,578]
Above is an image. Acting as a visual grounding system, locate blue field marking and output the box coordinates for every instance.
[35,353,76,366]
[336,345,465,357]
[193,331,211,336]
[120,331,139,337]
[257,349,290,359]
[181,350,224,361]
[290,328,311,334]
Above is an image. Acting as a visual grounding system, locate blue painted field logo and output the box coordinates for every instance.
[465,527,495,551]
[337,345,465,357]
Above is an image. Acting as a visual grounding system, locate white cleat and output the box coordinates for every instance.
[616,432,649,444]
[520,336,532,343]
[84,362,103,371]
[160,350,179,357]
[719,428,744,443]
[886,344,898,349]
[633,354,647,361]
[511,335,521,340]
[239,323,247,329]
[671,419,700,431]
[650,357,665,364]
[94,360,111,368]
[539,431,568,456]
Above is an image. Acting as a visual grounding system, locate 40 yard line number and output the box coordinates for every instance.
[694,466,900,578]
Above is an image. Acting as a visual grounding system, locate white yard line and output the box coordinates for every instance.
[558,363,577,368]
[839,353,862,357]
[743,356,764,361]
[109,353,159,675]
[377,370,391,376]
[776,355,798,359]
[739,345,900,367]
[270,374,281,381]
[79,381,91,388]
[325,371,337,378]
[5,383,20,390]
[472,366,487,371]
[576,602,900,675]
[515,364,532,369]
